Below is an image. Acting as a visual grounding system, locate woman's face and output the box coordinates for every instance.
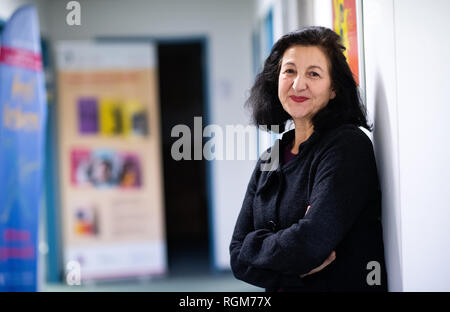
[278,45,336,124]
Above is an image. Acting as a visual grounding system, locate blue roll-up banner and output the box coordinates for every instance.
[0,5,47,291]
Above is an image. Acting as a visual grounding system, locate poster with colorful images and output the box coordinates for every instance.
[56,42,166,282]
[332,0,360,85]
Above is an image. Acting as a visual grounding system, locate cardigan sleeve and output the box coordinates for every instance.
[229,159,306,289]
[236,129,377,276]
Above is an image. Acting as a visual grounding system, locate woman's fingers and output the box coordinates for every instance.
[300,250,336,278]
[305,205,311,216]
[324,251,336,266]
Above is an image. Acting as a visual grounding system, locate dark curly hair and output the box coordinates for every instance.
[246,26,371,133]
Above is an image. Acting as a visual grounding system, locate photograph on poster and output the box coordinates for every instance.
[70,148,91,187]
[71,148,142,189]
[78,97,148,137]
[119,153,142,188]
[100,98,123,136]
[74,203,99,237]
[77,97,98,135]
[88,149,120,188]
[121,99,149,137]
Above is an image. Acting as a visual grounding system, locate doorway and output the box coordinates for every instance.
[157,40,210,275]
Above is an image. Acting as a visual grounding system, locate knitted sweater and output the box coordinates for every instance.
[230,124,388,292]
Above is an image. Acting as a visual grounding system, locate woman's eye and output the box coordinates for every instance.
[284,69,295,74]
[309,71,320,78]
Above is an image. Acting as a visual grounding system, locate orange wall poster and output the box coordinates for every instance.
[333,0,360,85]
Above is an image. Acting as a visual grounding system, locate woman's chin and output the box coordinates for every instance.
[287,111,311,122]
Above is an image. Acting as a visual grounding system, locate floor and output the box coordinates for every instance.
[41,242,263,292]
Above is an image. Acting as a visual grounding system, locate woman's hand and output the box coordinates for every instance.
[300,205,336,278]
[304,205,311,216]
[300,250,336,278]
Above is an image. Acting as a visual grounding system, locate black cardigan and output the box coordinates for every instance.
[229,124,388,292]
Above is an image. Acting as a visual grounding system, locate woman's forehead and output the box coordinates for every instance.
[281,45,329,67]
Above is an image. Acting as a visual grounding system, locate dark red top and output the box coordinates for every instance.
[283,142,297,164]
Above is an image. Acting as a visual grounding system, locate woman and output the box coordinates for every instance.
[229,26,388,292]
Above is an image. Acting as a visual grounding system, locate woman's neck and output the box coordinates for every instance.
[291,120,314,155]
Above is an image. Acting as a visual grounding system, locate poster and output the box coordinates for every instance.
[333,0,360,85]
[0,5,47,291]
[56,42,166,281]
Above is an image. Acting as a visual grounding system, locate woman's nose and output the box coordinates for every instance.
[292,75,307,92]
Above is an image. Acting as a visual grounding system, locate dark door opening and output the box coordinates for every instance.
[157,41,209,275]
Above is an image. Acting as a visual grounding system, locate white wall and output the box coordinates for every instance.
[43,0,255,270]
[255,0,320,38]
[357,0,450,291]
[312,0,332,28]
[394,0,450,291]
[363,0,403,292]
[256,0,284,41]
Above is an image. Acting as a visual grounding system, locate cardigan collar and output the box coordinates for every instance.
[259,128,322,173]
[260,129,321,178]
[256,124,355,199]
[280,128,320,150]
[256,127,323,199]
[256,128,322,198]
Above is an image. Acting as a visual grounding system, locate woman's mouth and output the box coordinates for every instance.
[290,96,309,103]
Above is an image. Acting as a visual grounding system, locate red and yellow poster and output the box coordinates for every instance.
[333,0,360,85]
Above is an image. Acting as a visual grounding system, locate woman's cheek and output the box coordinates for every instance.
[280,78,291,94]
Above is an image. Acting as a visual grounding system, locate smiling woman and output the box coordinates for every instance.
[278,45,336,151]
[230,26,388,292]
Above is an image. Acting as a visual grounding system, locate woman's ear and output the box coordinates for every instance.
[330,88,336,100]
